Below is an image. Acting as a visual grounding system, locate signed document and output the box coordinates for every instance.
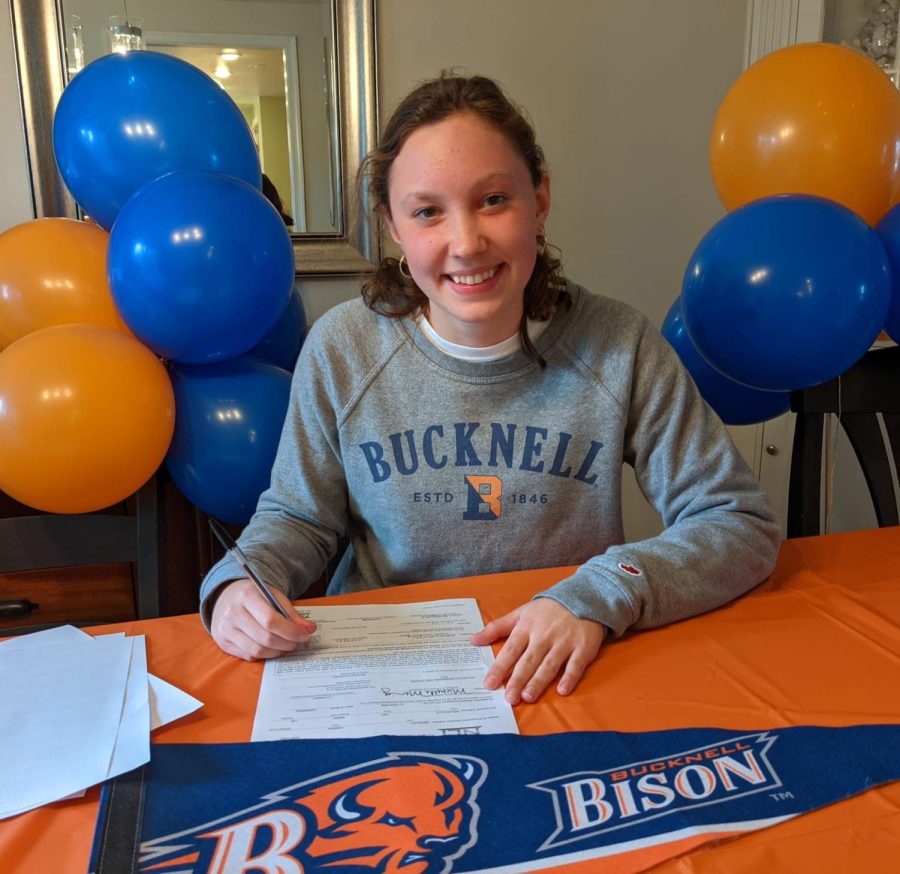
[251,598,519,740]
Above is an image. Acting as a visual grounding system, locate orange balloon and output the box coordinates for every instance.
[0,325,175,513]
[710,43,900,226]
[0,218,132,350]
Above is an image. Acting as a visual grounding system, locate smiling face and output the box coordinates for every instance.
[384,112,550,347]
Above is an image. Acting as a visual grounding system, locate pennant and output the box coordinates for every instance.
[89,724,900,873]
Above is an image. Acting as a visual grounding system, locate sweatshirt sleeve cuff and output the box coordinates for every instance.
[534,568,638,637]
[198,553,295,632]
[198,557,245,631]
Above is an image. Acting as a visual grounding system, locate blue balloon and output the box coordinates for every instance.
[165,356,292,525]
[108,170,295,364]
[53,51,261,230]
[682,194,890,392]
[875,203,900,344]
[662,299,790,425]
[250,285,308,371]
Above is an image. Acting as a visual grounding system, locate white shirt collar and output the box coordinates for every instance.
[416,313,551,362]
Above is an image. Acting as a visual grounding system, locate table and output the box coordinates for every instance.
[2,527,900,873]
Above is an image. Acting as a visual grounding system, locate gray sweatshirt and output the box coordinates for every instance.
[200,282,780,634]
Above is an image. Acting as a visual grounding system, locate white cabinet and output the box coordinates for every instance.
[744,0,825,65]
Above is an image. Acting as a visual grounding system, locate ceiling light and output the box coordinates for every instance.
[107,15,144,54]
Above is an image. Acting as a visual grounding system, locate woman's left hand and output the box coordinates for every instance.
[471,599,606,704]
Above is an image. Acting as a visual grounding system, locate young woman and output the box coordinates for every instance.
[202,73,780,704]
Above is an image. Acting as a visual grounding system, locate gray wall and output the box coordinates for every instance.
[378,0,747,328]
[0,4,32,230]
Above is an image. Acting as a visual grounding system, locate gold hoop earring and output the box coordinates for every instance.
[398,253,413,279]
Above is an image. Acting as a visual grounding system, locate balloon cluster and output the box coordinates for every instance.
[0,51,307,522]
[664,43,900,425]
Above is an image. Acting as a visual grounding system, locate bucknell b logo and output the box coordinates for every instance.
[463,475,502,520]
[139,752,487,874]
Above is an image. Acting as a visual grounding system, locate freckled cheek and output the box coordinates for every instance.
[407,237,442,276]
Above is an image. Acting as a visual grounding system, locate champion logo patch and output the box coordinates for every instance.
[618,562,642,576]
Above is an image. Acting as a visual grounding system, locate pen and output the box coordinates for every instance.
[208,518,292,619]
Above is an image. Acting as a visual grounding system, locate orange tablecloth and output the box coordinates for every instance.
[3,528,900,872]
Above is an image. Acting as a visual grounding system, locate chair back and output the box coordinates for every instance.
[0,477,160,624]
[787,345,900,537]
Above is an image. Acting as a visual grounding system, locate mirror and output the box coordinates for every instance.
[10,0,378,274]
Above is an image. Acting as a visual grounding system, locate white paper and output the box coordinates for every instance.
[1,626,202,730]
[0,623,89,652]
[106,636,150,778]
[148,673,202,730]
[252,598,519,741]
[0,635,132,819]
[0,625,202,817]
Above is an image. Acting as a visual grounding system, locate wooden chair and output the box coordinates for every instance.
[0,477,161,627]
[787,345,900,537]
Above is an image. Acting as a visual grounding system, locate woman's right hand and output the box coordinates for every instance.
[210,579,317,660]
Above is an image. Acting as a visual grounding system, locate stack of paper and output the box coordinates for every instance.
[0,625,202,820]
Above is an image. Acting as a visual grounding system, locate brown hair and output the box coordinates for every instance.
[357,72,568,366]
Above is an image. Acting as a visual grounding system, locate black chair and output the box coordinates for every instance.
[0,476,161,624]
[787,345,900,538]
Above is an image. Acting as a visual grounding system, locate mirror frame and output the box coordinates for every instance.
[9,0,379,275]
